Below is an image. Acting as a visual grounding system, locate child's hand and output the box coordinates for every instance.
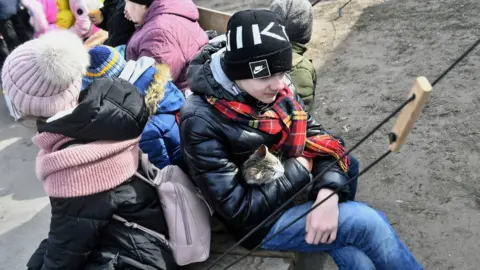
[88,10,103,25]
[306,188,339,244]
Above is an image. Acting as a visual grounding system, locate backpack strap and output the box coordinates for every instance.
[112,214,171,249]
[139,151,153,175]
[133,171,156,187]
[133,151,160,187]
[112,152,171,248]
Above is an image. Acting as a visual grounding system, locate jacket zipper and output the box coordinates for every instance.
[174,184,192,245]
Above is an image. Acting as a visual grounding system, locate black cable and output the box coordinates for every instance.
[205,95,415,270]
[340,0,354,9]
[222,150,392,270]
[311,0,352,8]
[311,0,325,7]
[431,37,480,87]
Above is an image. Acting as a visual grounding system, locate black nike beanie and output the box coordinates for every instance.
[223,10,292,81]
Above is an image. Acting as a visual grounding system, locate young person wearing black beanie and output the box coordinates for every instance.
[180,9,423,270]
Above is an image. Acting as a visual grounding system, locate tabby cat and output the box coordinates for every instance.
[242,144,284,185]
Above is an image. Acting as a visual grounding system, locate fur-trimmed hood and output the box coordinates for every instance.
[144,64,185,115]
[119,57,184,116]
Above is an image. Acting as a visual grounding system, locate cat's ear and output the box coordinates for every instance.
[255,144,268,158]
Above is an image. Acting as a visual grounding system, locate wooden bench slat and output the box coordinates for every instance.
[197,6,232,34]
[210,217,297,259]
[181,254,295,270]
[210,232,297,260]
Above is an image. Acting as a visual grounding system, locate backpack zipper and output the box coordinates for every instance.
[196,189,214,216]
[163,166,192,246]
[174,184,192,245]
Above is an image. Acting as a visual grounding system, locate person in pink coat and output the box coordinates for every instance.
[124,0,208,95]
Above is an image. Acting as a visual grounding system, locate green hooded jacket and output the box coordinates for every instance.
[290,42,317,112]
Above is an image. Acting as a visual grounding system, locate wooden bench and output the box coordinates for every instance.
[197,6,232,35]
[182,217,298,270]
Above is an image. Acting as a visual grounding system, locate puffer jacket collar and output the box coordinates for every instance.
[37,77,149,141]
[187,44,236,100]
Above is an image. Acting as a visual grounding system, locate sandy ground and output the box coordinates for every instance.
[1,0,479,269]
[196,0,480,269]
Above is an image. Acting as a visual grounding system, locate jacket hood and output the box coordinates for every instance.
[292,42,308,66]
[145,64,185,115]
[144,0,199,24]
[187,44,238,100]
[119,57,184,115]
[37,77,149,141]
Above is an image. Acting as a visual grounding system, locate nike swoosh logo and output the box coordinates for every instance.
[253,66,265,74]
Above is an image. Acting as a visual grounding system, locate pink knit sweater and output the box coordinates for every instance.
[33,132,140,198]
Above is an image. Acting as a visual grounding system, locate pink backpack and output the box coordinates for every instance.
[115,152,213,266]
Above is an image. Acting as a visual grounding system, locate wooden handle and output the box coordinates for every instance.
[389,77,432,152]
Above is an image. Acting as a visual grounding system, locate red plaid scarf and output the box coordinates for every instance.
[206,87,349,172]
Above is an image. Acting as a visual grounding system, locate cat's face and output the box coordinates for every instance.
[242,145,285,185]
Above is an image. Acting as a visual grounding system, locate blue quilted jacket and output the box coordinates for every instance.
[140,82,184,169]
[121,57,185,169]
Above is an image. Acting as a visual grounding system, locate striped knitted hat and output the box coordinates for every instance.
[82,45,126,90]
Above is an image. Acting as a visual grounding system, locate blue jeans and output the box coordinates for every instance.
[262,202,422,270]
[261,154,422,269]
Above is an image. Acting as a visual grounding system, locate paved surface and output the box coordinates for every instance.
[0,97,51,269]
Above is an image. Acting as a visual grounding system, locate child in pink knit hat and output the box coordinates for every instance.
[2,30,176,269]
[2,30,88,118]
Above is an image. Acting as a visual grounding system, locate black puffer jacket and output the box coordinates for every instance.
[27,78,177,270]
[180,45,350,249]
